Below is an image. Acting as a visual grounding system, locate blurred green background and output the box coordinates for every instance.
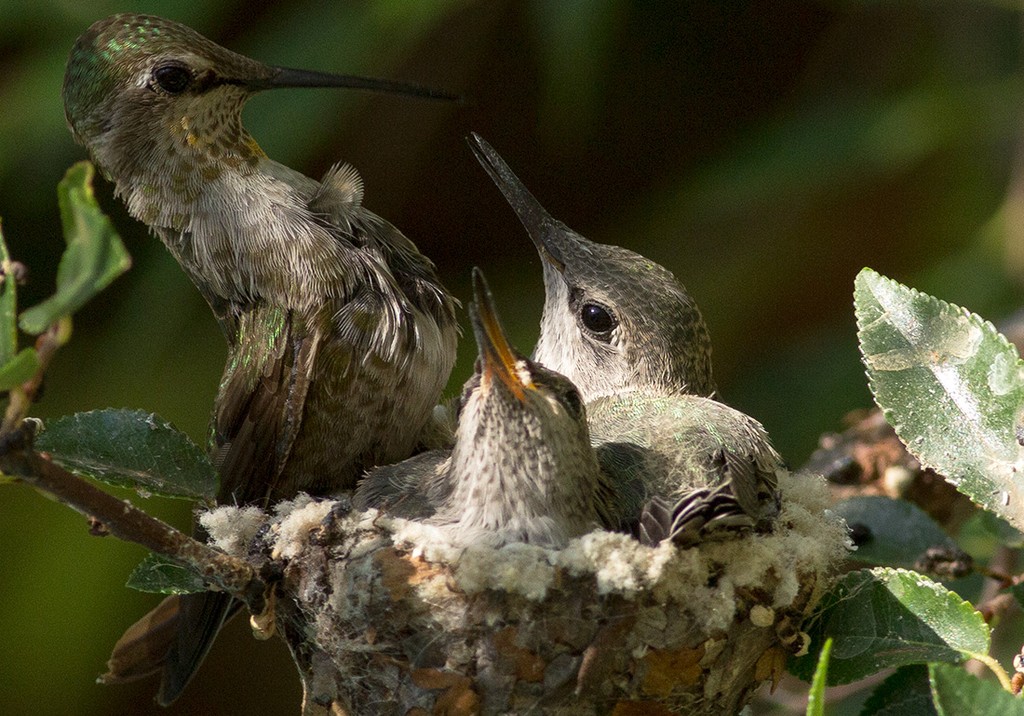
[2,0,1023,713]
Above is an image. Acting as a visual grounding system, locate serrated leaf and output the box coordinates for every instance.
[836,496,957,569]
[35,408,217,502]
[0,347,38,391]
[806,637,832,716]
[125,553,208,595]
[790,567,990,685]
[854,268,1024,531]
[19,162,131,334]
[861,665,937,716]
[0,220,18,365]
[929,663,1024,715]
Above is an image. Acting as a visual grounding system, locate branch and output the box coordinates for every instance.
[0,422,266,613]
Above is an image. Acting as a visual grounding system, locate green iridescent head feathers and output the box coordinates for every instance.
[62,14,267,145]
[63,14,458,150]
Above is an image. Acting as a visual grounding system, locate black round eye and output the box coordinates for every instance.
[580,303,616,336]
[153,64,193,94]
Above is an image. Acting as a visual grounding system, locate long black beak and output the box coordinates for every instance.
[470,267,533,400]
[251,66,461,102]
[467,133,567,273]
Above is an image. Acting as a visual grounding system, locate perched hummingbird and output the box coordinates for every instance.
[63,15,458,703]
[354,269,636,548]
[468,134,781,545]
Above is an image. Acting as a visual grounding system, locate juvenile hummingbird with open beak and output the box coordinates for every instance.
[355,268,638,548]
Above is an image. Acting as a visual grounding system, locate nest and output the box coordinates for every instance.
[201,471,849,715]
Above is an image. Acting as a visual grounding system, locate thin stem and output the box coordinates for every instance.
[2,317,71,434]
[0,423,265,613]
[972,652,1014,693]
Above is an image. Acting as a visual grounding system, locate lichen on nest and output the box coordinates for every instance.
[202,469,845,604]
[198,469,849,714]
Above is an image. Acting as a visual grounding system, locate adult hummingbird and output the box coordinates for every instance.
[63,14,459,704]
[468,134,781,545]
[354,269,637,548]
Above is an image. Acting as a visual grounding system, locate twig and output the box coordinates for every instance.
[2,317,71,433]
[0,422,266,613]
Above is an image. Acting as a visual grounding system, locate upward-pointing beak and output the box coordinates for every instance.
[247,65,460,102]
[468,133,569,275]
[470,267,533,401]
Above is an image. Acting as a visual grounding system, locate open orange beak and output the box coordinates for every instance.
[469,267,534,401]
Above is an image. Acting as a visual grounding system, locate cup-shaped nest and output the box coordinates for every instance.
[202,471,849,715]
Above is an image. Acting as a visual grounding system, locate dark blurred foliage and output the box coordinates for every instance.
[1,1,1022,713]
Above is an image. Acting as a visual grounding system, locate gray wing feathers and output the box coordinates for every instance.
[353,450,451,520]
[589,392,783,545]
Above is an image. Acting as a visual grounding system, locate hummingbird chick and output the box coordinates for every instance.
[355,269,633,549]
[64,14,458,703]
[468,134,782,547]
[468,134,715,404]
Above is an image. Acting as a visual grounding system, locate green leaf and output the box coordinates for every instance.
[929,663,1024,716]
[854,268,1024,531]
[0,219,18,365]
[975,509,1024,549]
[806,637,832,716]
[125,553,208,595]
[0,347,38,391]
[19,162,131,334]
[861,666,937,716]
[790,567,990,685]
[835,496,957,569]
[35,408,217,502]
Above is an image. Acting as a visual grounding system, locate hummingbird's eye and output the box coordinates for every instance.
[579,303,616,338]
[152,64,194,94]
